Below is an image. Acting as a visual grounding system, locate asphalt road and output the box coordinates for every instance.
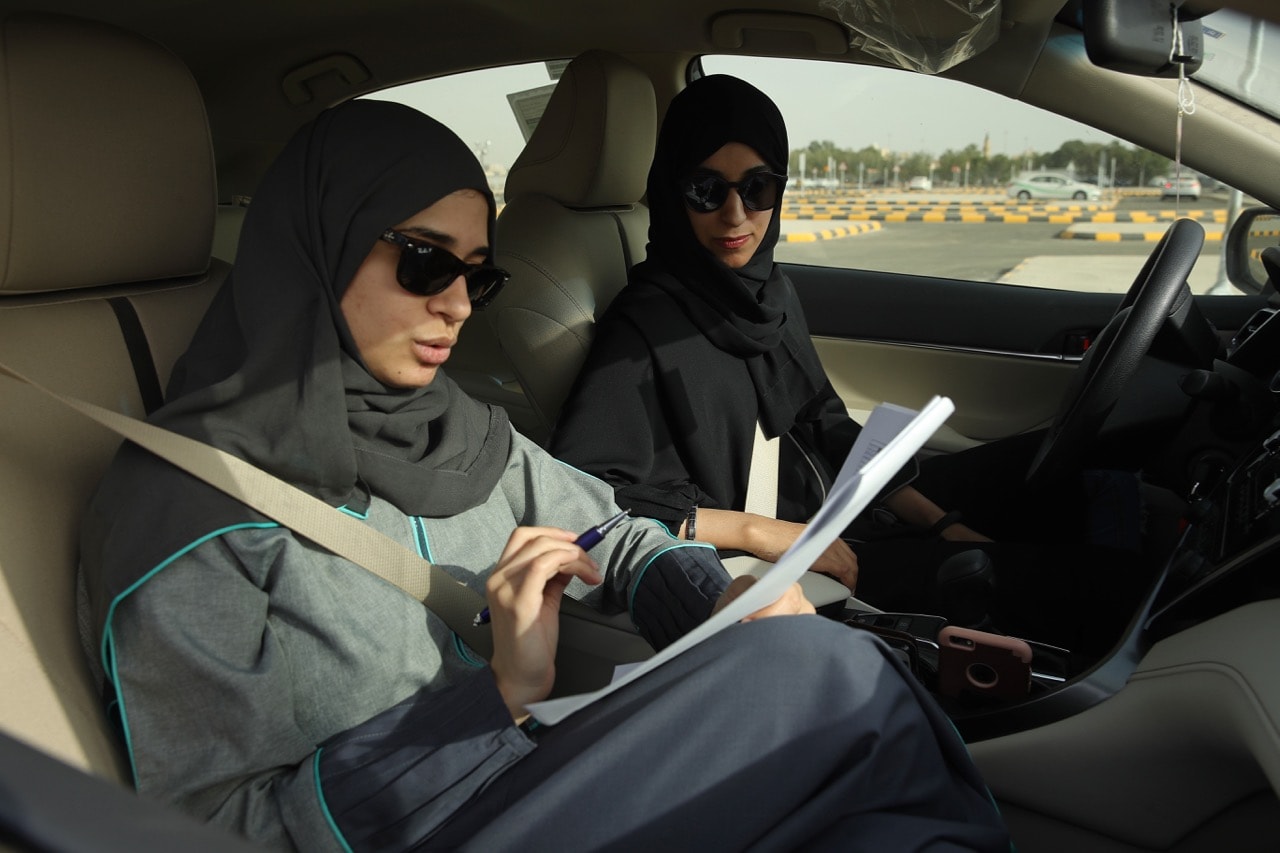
[775,192,1242,295]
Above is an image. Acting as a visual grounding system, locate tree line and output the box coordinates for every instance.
[790,138,1177,188]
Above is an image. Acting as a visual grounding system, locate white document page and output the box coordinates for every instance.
[527,396,955,725]
[839,401,918,480]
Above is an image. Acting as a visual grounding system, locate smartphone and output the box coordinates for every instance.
[936,626,1033,700]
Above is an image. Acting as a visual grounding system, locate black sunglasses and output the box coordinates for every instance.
[379,230,510,308]
[681,171,788,213]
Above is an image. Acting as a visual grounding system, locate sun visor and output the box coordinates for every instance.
[820,0,1002,75]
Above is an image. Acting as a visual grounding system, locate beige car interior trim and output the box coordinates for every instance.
[970,600,1280,850]
[813,336,1072,448]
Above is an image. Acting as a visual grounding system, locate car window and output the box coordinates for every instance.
[699,55,1249,297]
[362,61,566,205]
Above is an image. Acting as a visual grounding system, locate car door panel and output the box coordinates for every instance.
[787,263,1264,449]
[812,337,1074,449]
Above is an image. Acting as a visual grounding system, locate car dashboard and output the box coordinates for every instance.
[1145,307,1280,644]
[947,297,1280,742]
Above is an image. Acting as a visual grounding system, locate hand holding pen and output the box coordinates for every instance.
[475,509,630,626]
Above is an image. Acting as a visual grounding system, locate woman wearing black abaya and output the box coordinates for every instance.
[78,99,1008,851]
[551,75,1153,656]
[551,76,985,589]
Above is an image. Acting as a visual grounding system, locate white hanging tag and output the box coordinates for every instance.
[1170,10,1197,217]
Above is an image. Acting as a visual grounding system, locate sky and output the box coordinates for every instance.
[705,55,1116,161]
[371,54,1124,174]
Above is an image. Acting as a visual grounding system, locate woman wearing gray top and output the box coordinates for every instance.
[78,99,1008,852]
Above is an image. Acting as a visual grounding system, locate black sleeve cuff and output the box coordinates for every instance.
[630,546,730,650]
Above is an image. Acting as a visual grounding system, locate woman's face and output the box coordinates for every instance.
[684,141,774,269]
[340,189,489,389]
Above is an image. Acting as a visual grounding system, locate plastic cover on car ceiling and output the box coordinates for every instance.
[820,0,1002,75]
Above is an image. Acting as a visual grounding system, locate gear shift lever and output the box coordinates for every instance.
[933,549,996,630]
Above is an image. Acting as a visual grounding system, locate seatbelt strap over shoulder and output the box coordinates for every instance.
[0,362,494,659]
[744,420,779,518]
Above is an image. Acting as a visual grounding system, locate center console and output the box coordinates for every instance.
[1145,303,1280,638]
[1145,424,1280,642]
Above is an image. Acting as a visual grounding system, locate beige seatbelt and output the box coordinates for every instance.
[733,421,861,610]
[744,420,779,518]
[0,362,494,658]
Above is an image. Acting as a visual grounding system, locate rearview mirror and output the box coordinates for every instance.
[1225,207,1280,296]
[1079,0,1206,78]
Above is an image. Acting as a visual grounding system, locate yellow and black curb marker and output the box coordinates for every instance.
[1057,228,1224,241]
[781,206,1225,225]
[782,222,882,242]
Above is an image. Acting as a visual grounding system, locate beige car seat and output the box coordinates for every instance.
[0,12,224,782]
[450,49,657,445]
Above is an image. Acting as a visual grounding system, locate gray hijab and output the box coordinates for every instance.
[160,98,510,516]
[83,100,512,639]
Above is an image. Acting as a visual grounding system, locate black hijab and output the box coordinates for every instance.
[160,98,510,516]
[633,74,826,438]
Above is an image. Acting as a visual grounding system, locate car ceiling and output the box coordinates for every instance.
[2,0,1279,202]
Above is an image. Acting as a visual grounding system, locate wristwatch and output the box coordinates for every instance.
[685,504,698,540]
[929,510,963,537]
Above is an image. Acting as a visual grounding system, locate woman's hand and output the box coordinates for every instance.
[712,575,816,620]
[810,538,859,591]
[485,526,602,721]
[690,509,859,592]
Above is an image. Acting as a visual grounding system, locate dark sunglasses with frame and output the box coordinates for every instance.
[681,170,788,214]
[379,230,511,308]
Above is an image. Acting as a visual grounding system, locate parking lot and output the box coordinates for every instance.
[776,188,1242,295]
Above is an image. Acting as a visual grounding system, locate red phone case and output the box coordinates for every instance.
[936,626,1033,700]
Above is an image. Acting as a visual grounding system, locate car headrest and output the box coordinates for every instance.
[0,13,214,295]
[502,49,655,209]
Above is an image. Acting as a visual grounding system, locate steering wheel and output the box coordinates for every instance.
[1025,218,1205,491]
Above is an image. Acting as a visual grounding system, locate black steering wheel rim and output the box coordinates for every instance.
[1025,218,1205,491]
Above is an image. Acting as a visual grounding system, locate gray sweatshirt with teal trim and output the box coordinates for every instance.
[96,430,730,851]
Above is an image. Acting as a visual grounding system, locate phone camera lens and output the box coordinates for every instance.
[966,662,999,687]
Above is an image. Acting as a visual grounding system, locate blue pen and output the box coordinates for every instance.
[474,509,631,626]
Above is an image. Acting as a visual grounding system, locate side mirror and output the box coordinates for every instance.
[1225,206,1280,296]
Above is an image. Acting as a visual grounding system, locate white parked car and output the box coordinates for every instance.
[1161,173,1203,200]
[1006,171,1102,201]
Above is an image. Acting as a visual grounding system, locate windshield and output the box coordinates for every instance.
[1196,9,1280,122]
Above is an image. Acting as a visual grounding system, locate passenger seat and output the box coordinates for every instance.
[450,49,657,445]
[0,12,224,784]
